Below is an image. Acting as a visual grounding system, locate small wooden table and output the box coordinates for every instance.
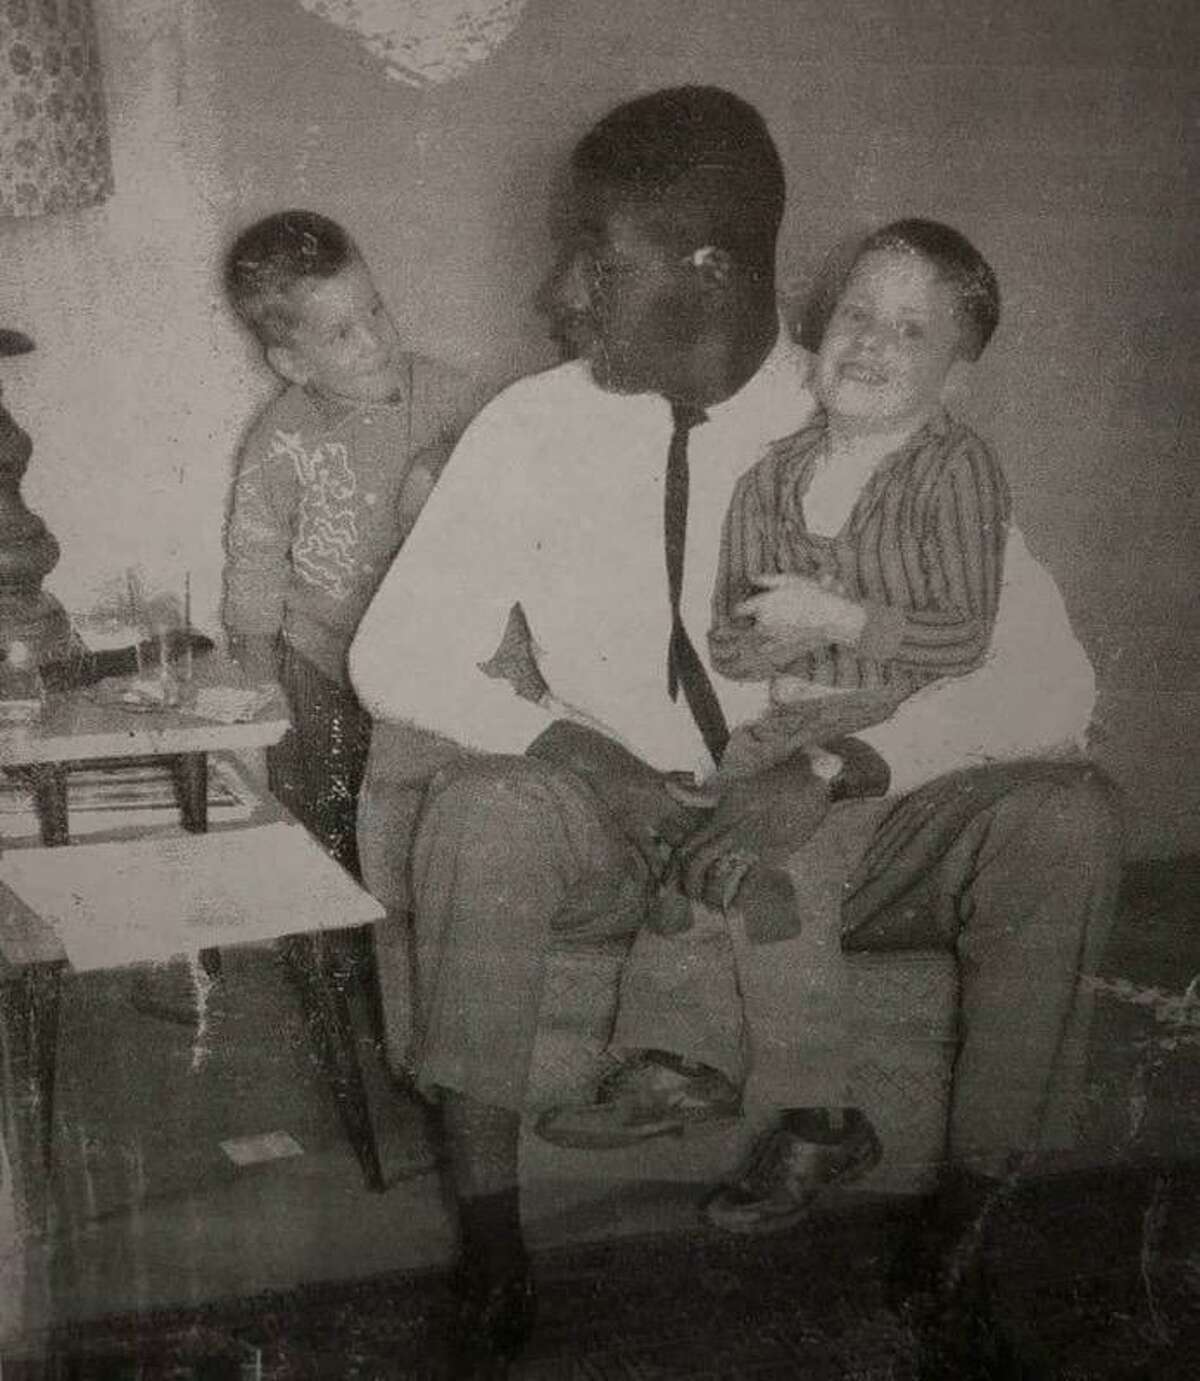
[0,652,388,1207]
[0,649,290,845]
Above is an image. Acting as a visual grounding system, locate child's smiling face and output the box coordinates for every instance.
[815,248,965,435]
[268,258,405,403]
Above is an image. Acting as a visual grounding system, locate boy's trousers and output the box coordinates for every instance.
[269,641,372,878]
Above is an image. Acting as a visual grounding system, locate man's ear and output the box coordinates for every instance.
[688,245,733,289]
[266,343,310,387]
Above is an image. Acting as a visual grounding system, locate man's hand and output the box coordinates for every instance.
[526,719,707,874]
[668,751,830,906]
[734,573,866,649]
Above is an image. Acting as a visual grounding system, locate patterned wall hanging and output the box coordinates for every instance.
[0,0,113,218]
[296,0,532,87]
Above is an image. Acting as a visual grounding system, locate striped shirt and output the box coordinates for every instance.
[353,338,1094,799]
[711,407,1011,696]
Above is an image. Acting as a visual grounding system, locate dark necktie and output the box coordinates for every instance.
[664,400,730,764]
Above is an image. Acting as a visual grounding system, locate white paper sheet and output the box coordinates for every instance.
[0,822,384,971]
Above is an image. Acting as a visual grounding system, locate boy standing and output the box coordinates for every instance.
[223,210,485,874]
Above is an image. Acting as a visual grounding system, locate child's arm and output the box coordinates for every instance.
[222,423,296,680]
[394,438,452,541]
[733,439,1011,684]
[708,462,795,681]
[853,439,1010,679]
[226,631,279,682]
[394,365,496,541]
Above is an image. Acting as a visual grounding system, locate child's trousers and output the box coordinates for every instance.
[268,642,372,878]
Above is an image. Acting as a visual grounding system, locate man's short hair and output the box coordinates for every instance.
[856,218,1001,360]
[225,210,357,345]
[570,86,785,275]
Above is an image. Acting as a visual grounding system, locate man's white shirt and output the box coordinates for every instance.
[350,334,1095,793]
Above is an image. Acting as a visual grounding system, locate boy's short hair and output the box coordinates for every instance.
[571,85,785,277]
[225,210,358,345]
[856,218,1001,361]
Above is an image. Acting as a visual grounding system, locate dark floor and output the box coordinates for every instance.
[2,857,1199,1376]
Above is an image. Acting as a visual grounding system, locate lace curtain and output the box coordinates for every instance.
[1,0,112,218]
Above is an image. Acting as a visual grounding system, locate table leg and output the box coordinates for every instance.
[1,960,64,1224]
[278,932,384,1193]
[30,764,69,847]
[23,963,63,1179]
[17,768,68,1199]
[174,752,208,833]
[172,753,223,982]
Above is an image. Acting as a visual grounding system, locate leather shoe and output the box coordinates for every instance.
[448,1266,537,1377]
[703,1106,882,1234]
[534,1050,741,1149]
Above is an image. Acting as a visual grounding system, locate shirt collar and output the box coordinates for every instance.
[300,383,408,426]
[818,403,955,453]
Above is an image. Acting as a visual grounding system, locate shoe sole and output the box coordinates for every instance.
[703,1134,884,1235]
[534,1107,741,1151]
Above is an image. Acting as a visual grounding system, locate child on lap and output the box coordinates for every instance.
[704,220,1010,937]
[712,218,1010,784]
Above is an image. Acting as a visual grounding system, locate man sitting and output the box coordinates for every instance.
[350,86,1122,1377]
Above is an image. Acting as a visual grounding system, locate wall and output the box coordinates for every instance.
[1,0,1196,853]
[1,0,265,637]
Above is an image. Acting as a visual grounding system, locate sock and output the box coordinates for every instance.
[890,1165,1007,1309]
[738,866,804,944]
[458,1187,527,1282]
[440,1091,525,1283]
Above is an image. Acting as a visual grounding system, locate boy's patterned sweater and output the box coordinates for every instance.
[223,354,486,684]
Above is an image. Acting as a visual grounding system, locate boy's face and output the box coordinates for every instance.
[815,249,964,434]
[268,258,405,403]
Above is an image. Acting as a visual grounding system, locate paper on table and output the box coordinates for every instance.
[187,686,282,724]
[0,822,384,972]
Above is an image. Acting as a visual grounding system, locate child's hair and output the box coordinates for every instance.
[855,218,1001,361]
[225,210,358,345]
